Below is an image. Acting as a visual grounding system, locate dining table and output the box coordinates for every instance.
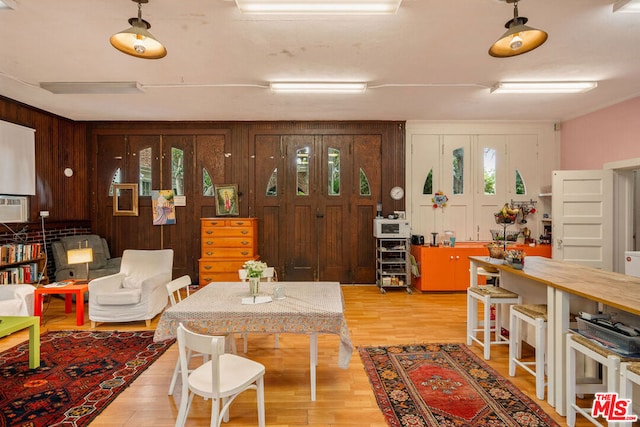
[154,280,353,401]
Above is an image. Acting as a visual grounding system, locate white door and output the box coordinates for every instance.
[552,169,613,270]
[441,135,474,241]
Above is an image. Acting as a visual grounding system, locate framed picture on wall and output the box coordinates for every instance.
[214,184,239,216]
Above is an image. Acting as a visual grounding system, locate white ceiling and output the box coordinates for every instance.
[0,0,638,122]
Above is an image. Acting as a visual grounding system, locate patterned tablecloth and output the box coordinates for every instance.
[153,281,353,368]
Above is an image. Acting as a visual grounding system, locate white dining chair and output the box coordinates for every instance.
[238,267,278,353]
[175,323,265,427]
[166,275,235,395]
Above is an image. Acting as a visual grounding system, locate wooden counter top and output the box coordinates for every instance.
[469,255,640,316]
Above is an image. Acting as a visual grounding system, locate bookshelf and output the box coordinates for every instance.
[0,243,47,285]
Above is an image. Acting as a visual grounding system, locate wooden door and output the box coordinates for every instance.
[253,132,381,283]
[159,135,195,280]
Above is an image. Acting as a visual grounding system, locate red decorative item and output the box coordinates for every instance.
[530,208,536,214]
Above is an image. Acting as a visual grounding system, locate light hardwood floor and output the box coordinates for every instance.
[1,285,601,426]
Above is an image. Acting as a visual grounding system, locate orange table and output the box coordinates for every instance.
[34,282,89,326]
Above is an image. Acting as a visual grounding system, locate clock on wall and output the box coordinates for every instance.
[390,186,404,200]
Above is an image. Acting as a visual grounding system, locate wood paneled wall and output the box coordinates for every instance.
[0,95,90,224]
[0,94,406,282]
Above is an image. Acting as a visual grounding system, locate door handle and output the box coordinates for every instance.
[556,239,563,249]
[316,209,324,218]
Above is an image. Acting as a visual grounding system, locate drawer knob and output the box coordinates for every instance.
[206,242,213,245]
[204,266,211,270]
[241,241,249,246]
[241,251,249,256]
[205,251,213,256]
[206,230,213,235]
[241,230,249,235]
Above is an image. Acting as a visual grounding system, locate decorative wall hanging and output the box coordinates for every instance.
[152,189,176,225]
[214,184,239,216]
[432,191,448,209]
[113,183,139,216]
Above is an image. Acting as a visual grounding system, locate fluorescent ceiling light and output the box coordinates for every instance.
[40,82,144,94]
[0,0,16,10]
[613,0,640,12]
[270,82,367,94]
[235,0,402,14]
[490,81,598,94]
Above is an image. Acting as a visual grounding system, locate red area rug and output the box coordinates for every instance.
[0,330,173,427]
[359,343,560,427]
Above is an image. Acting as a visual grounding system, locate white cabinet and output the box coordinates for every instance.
[375,238,411,294]
[406,122,556,243]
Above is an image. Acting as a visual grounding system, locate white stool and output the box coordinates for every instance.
[567,333,629,427]
[620,362,640,419]
[467,285,521,360]
[509,304,547,400]
[477,266,500,286]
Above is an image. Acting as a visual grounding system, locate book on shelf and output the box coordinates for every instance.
[0,243,44,265]
[0,261,40,284]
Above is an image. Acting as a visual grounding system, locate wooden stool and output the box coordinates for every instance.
[566,333,632,427]
[509,304,547,400]
[467,285,521,360]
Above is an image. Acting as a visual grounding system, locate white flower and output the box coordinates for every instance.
[243,260,268,278]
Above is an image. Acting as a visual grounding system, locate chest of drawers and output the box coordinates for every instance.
[198,218,258,286]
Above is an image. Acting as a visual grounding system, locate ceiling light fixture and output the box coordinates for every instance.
[613,0,640,12]
[489,0,548,58]
[110,0,166,59]
[0,0,16,9]
[490,81,598,94]
[270,82,368,94]
[40,82,144,94]
[235,0,402,14]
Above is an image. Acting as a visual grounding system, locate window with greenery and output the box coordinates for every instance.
[203,168,213,196]
[484,147,496,195]
[297,147,310,196]
[423,169,433,195]
[452,147,464,195]
[171,147,184,196]
[266,168,277,196]
[139,147,152,196]
[108,168,122,196]
[328,147,340,196]
[515,169,526,195]
[359,168,371,196]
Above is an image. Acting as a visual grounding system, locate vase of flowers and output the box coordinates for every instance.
[244,260,267,296]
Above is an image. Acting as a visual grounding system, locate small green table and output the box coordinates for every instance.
[0,316,40,368]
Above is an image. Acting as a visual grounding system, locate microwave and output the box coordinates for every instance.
[373,218,411,238]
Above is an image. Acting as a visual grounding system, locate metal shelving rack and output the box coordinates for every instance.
[375,237,412,294]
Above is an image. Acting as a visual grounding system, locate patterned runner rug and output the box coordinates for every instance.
[0,330,173,427]
[359,343,560,427]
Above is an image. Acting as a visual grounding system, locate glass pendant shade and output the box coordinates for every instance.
[489,1,547,58]
[110,0,166,59]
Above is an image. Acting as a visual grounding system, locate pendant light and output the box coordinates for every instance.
[110,0,166,59]
[489,0,547,58]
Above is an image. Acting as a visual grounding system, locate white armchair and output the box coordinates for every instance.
[88,249,173,328]
[0,284,35,316]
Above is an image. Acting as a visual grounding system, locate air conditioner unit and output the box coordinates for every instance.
[0,195,28,223]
